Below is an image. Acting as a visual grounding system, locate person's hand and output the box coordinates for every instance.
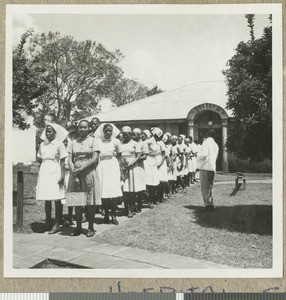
[72,169,81,177]
[58,177,64,186]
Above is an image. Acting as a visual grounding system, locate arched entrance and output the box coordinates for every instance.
[187,103,228,172]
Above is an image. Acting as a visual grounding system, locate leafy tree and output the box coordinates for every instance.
[111,78,148,106]
[111,79,163,107]
[223,15,272,162]
[146,85,164,97]
[28,32,124,126]
[13,29,49,130]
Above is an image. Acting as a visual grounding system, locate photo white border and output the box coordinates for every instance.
[4,3,283,278]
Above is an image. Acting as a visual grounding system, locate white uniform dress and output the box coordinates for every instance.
[145,137,160,186]
[189,142,198,172]
[95,137,122,199]
[157,140,168,182]
[175,143,186,177]
[120,140,146,192]
[36,140,67,201]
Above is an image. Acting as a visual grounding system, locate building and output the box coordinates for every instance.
[92,81,232,172]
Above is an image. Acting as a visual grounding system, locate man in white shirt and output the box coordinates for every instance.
[196,129,219,211]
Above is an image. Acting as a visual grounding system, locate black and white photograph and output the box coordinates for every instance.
[5,4,283,277]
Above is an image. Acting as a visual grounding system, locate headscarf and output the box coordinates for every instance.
[165,132,172,137]
[133,128,142,134]
[151,127,163,138]
[185,137,190,143]
[122,126,132,133]
[94,123,120,140]
[143,130,151,139]
[40,123,69,143]
[179,134,186,139]
[171,135,178,140]
[162,133,169,143]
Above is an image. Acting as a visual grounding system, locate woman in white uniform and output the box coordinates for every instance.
[94,123,122,225]
[36,123,68,234]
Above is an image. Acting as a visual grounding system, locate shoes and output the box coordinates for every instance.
[137,209,142,213]
[48,224,61,234]
[70,228,82,236]
[204,205,215,211]
[103,217,111,224]
[63,219,74,227]
[111,219,119,225]
[86,229,95,238]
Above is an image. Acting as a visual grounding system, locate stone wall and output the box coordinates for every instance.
[13,164,39,200]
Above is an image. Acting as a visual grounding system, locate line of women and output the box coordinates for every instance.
[36,119,201,237]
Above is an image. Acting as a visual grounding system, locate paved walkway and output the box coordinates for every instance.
[13,232,232,269]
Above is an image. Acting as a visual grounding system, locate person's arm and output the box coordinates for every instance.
[157,150,166,168]
[71,151,99,177]
[126,152,140,168]
[58,158,65,185]
[68,153,75,172]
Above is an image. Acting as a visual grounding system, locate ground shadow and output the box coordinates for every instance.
[30,222,50,233]
[184,205,272,235]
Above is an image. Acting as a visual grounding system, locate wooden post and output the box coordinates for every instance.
[242,178,246,190]
[17,171,24,227]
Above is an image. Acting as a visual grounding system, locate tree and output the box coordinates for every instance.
[28,32,124,126]
[110,78,148,106]
[223,16,272,162]
[13,29,49,130]
[146,85,164,97]
[111,79,163,107]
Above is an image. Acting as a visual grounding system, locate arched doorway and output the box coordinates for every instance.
[187,103,229,172]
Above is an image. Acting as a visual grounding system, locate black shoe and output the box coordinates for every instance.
[111,219,119,225]
[204,205,215,211]
[86,229,95,238]
[49,224,61,234]
[70,228,82,236]
[103,217,110,224]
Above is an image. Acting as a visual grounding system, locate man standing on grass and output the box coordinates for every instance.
[197,129,219,211]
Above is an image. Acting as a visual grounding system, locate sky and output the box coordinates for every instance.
[13,12,270,92]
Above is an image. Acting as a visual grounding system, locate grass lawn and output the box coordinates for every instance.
[214,172,272,182]
[93,182,272,268]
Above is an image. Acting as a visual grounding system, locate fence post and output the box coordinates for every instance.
[242,178,246,190]
[17,171,24,227]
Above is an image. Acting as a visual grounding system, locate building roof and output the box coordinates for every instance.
[91,81,231,123]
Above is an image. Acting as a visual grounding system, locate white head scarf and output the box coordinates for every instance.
[162,133,169,143]
[143,130,151,139]
[94,123,120,140]
[151,127,163,138]
[40,123,69,143]
[133,128,142,134]
[122,126,132,133]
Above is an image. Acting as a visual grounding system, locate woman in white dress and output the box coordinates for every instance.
[94,123,122,225]
[154,129,169,202]
[132,128,148,213]
[120,126,143,217]
[36,123,68,234]
[144,129,160,207]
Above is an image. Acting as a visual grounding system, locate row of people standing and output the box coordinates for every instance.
[36,116,202,237]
